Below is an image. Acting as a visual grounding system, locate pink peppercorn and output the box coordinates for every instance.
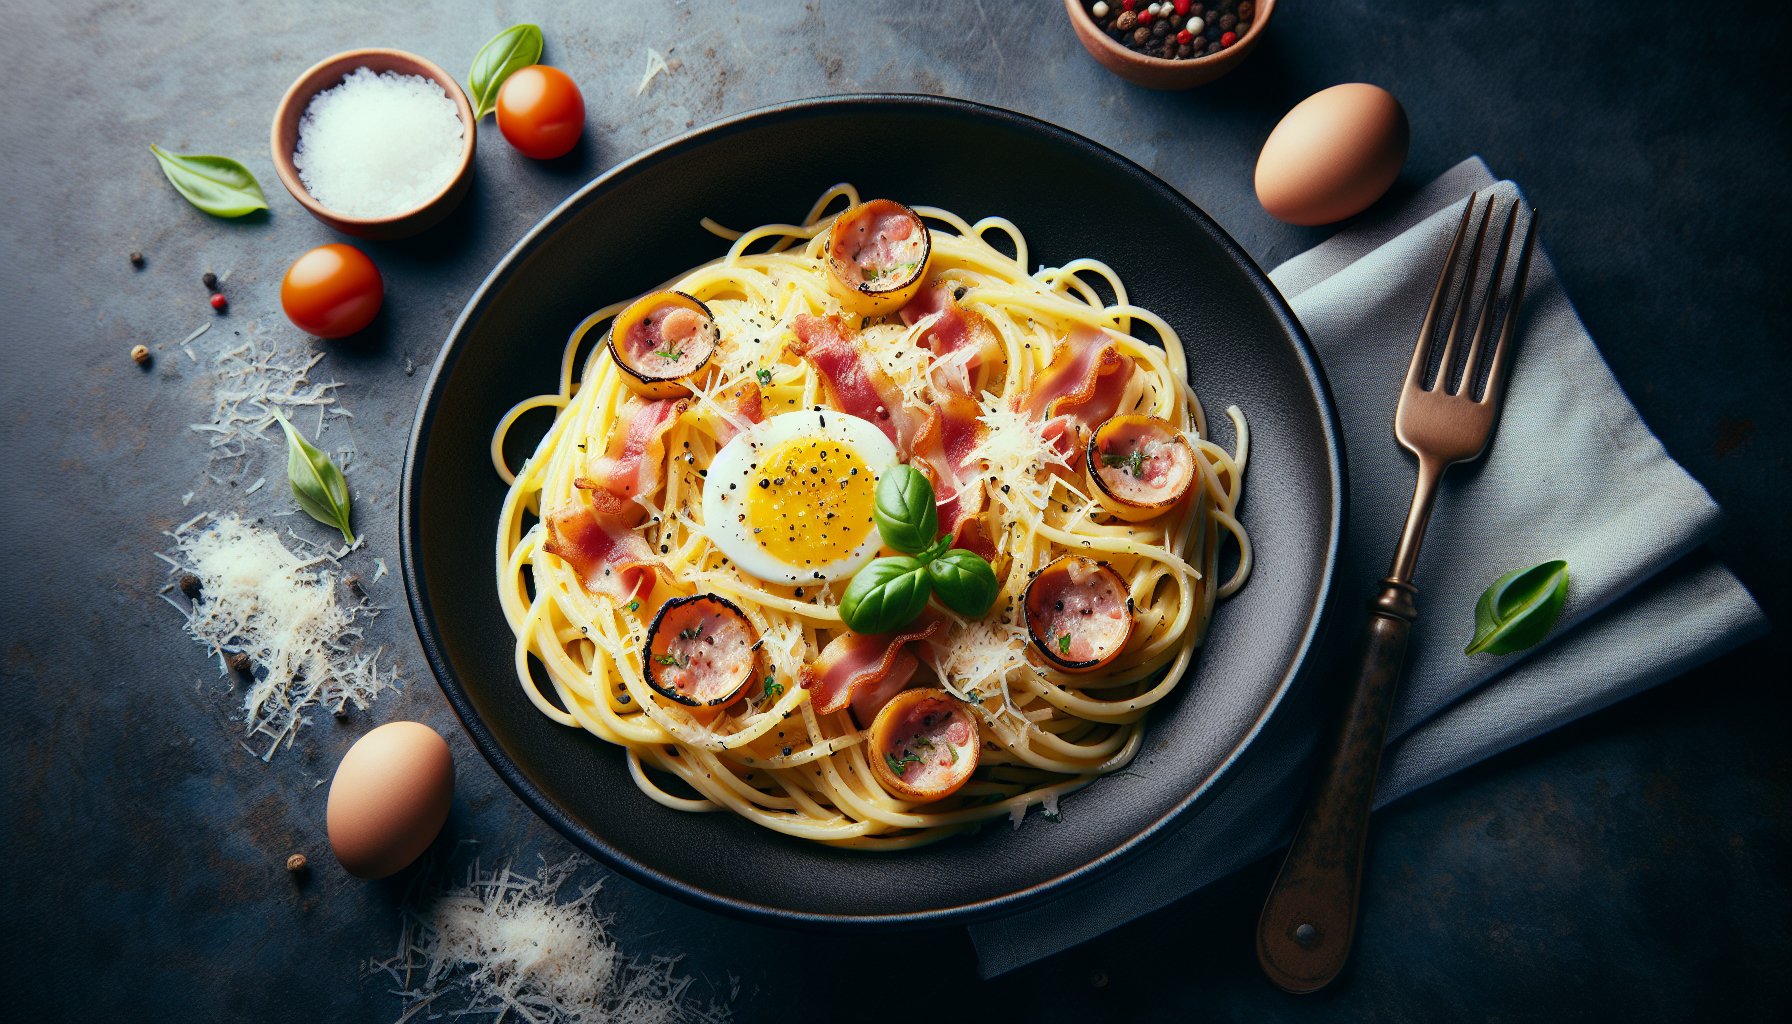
[1138,8,1152,24]
[1121,0,1135,9]
[1221,30,1237,46]
[210,293,226,311]
[1177,28,1192,43]
[1174,0,1190,12]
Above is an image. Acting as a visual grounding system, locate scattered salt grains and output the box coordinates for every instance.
[165,515,400,759]
[294,67,464,218]
[378,853,729,1024]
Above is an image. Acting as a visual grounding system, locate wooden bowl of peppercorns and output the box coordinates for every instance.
[1065,0,1273,90]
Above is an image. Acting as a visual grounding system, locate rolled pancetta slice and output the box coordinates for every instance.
[643,594,761,719]
[825,200,932,315]
[607,291,721,399]
[868,687,980,803]
[1022,556,1134,673]
[1085,415,1196,522]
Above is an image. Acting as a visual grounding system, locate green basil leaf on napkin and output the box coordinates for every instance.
[1466,559,1569,655]
[148,145,268,218]
[468,24,544,120]
[272,408,355,545]
[840,556,931,635]
[873,464,939,555]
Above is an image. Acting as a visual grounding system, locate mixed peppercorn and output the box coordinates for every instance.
[1085,0,1255,60]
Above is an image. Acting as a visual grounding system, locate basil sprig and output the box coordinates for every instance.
[272,408,355,545]
[468,24,544,120]
[1465,559,1568,655]
[149,145,268,218]
[840,467,1000,634]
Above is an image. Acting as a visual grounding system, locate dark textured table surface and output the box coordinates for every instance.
[2,1,1785,1020]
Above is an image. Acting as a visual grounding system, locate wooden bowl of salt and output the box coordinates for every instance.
[270,48,476,240]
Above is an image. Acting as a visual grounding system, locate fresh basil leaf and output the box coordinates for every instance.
[149,145,268,218]
[468,23,544,120]
[1465,559,1568,655]
[927,548,1000,618]
[272,408,355,545]
[874,464,939,555]
[840,556,931,635]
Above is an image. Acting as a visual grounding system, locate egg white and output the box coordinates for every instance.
[701,410,899,584]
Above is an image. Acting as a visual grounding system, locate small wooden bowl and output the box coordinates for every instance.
[1063,0,1275,90]
[270,48,476,240]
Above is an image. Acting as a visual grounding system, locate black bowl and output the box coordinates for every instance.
[402,95,1343,929]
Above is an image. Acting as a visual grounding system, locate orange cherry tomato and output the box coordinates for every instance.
[281,244,383,339]
[496,65,585,160]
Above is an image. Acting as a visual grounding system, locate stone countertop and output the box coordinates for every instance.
[1,1,1784,1019]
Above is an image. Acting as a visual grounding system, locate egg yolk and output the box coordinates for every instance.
[744,436,877,571]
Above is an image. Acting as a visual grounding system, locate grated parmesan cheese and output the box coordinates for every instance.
[165,515,400,759]
[377,852,729,1024]
[191,319,350,486]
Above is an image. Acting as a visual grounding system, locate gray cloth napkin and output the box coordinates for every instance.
[968,157,1769,978]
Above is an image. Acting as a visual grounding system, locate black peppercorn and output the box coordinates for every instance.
[1178,43,1194,57]
[179,573,202,599]
[129,252,144,267]
[1153,19,1170,36]
[1218,12,1237,29]
[1237,0,1254,17]
[202,271,217,289]
[1133,25,1150,43]
[226,651,251,674]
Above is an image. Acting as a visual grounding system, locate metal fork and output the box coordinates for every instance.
[1256,192,1540,994]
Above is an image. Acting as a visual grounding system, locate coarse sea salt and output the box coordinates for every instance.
[293,66,463,218]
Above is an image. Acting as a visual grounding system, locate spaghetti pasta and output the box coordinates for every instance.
[492,185,1250,848]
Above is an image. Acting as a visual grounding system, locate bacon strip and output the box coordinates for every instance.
[911,390,996,559]
[1014,324,1134,427]
[801,613,948,726]
[789,314,921,453]
[901,282,1002,395]
[578,395,688,504]
[542,491,677,605]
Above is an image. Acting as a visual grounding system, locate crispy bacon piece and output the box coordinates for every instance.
[911,390,996,559]
[1014,324,1135,427]
[800,612,948,727]
[901,281,1002,396]
[789,314,922,452]
[577,395,688,505]
[542,491,677,604]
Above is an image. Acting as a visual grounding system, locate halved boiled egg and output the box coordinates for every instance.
[701,409,900,584]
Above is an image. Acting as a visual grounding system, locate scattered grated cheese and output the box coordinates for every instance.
[164,515,400,759]
[970,401,1077,529]
[244,476,266,495]
[635,48,671,96]
[377,852,730,1024]
[372,558,388,584]
[181,491,195,506]
[931,619,1032,724]
[190,318,348,485]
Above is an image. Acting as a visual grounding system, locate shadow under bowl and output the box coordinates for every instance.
[269,47,476,241]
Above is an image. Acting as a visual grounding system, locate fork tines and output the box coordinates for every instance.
[1407,191,1540,407]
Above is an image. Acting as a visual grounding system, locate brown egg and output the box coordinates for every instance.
[326,721,454,879]
[1255,83,1410,226]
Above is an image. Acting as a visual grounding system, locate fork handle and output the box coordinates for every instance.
[1256,578,1417,993]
